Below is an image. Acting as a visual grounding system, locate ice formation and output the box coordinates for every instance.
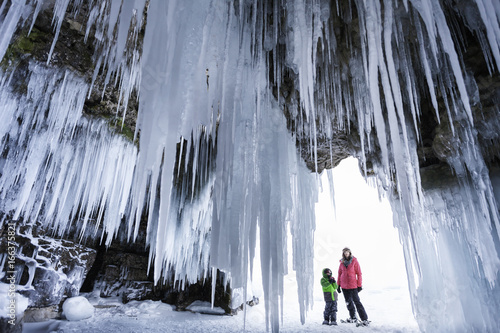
[0,0,500,332]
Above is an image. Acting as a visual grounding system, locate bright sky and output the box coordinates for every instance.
[313,157,408,291]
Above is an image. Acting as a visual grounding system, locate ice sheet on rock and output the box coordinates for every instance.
[392,174,500,332]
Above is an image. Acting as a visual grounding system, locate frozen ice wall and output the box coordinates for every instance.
[1,0,500,332]
[0,2,318,331]
[392,169,500,332]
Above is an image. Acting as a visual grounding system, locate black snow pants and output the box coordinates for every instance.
[323,299,337,322]
[342,288,368,321]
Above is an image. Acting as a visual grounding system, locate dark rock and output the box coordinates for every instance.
[0,317,23,333]
[1,220,96,308]
[247,296,259,306]
[23,305,60,322]
[167,271,232,314]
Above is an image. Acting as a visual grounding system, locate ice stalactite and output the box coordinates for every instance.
[0,63,138,243]
[340,1,500,331]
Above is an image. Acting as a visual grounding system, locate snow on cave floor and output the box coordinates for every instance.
[23,284,418,333]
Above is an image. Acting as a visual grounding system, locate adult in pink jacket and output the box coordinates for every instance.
[337,247,369,325]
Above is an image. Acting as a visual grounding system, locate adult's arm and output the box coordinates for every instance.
[355,260,363,287]
[337,265,342,288]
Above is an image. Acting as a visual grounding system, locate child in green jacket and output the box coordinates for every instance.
[321,268,339,325]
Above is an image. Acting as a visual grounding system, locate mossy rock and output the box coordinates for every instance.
[1,27,50,70]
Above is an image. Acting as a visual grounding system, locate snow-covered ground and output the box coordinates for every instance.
[23,284,418,333]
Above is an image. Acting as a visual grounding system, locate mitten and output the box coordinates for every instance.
[337,286,342,293]
[357,286,362,292]
[329,277,336,284]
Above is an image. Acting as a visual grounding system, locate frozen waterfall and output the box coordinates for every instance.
[1,0,500,332]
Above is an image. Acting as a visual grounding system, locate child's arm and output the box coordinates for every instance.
[321,277,338,290]
[320,277,331,288]
[330,277,338,291]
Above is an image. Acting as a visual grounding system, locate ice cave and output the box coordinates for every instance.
[0,0,499,332]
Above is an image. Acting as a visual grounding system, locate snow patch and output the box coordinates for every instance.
[118,300,174,317]
[0,282,29,318]
[186,300,225,315]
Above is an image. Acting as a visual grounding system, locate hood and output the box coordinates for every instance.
[322,268,332,279]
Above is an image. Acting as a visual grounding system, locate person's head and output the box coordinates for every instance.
[322,268,332,279]
[342,247,352,259]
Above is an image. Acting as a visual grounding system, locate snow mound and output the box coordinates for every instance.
[62,296,94,321]
[118,300,174,317]
[0,283,29,318]
[186,301,225,315]
[86,293,123,307]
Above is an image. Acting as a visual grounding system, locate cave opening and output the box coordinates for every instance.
[308,157,417,327]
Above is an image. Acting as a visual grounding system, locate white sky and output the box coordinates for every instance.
[313,157,408,291]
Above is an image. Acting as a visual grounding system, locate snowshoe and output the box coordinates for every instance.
[340,318,358,323]
[356,320,371,327]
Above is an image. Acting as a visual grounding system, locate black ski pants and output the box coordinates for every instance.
[342,288,368,321]
[323,300,337,322]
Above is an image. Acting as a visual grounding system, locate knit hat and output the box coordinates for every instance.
[342,247,351,254]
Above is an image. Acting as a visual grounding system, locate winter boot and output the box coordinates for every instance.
[322,320,329,325]
[346,317,357,323]
[329,321,338,326]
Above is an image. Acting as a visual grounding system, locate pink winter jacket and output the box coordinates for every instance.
[337,256,362,289]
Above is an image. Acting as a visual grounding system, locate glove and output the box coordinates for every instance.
[337,286,342,294]
[357,286,362,292]
[329,277,336,284]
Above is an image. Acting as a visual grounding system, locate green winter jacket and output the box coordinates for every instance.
[320,268,338,301]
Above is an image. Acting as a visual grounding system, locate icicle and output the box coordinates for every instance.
[0,0,27,62]
[211,266,216,308]
[28,0,43,35]
[46,0,71,64]
[474,0,500,71]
